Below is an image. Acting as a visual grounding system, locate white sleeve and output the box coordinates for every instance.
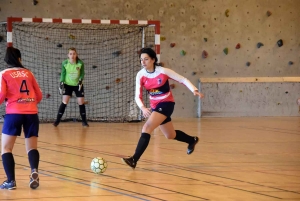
[134,72,144,108]
[163,68,198,92]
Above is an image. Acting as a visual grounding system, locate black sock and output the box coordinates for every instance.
[174,130,194,144]
[2,153,15,182]
[79,104,87,122]
[132,133,151,162]
[28,149,39,171]
[56,102,66,122]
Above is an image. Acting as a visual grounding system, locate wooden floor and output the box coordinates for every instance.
[1,117,300,201]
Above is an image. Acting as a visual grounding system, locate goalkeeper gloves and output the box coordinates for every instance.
[59,82,64,95]
[78,80,83,91]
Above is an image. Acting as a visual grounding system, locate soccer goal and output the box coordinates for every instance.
[0,17,160,123]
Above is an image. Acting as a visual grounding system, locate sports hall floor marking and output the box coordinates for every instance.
[11,139,291,199]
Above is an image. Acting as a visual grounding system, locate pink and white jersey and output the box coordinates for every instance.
[0,67,43,114]
[135,66,198,109]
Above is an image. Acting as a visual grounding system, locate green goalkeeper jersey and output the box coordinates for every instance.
[60,59,85,86]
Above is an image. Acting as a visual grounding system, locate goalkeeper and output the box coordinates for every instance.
[53,47,89,127]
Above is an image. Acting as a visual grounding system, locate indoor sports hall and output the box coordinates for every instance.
[0,0,299,200]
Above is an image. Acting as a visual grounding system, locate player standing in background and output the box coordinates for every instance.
[0,47,42,189]
[122,48,204,169]
[53,47,89,127]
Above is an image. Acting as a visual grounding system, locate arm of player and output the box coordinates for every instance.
[79,61,85,81]
[163,68,203,97]
[31,72,43,104]
[60,61,66,83]
[134,72,151,117]
[0,74,7,104]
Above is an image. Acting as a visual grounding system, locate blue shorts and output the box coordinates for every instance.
[2,114,39,138]
[152,102,175,125]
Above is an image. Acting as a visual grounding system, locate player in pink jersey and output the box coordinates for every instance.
[122,48,204,169]
[0,47,42,190]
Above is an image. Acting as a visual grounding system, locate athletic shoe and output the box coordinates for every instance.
[53,121,60,127]
[29,169,39,189]
[0,180,16,190]
[187,136,199,155]
[121,156,136,169]
[82,122,89,127]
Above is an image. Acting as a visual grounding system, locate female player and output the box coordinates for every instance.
[53,47,89,127]
[122,48,204,169]
[0,47,42,189]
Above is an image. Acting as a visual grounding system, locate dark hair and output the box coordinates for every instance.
[139,48,158,66]
[68,47,80,64]
[4,47,24,68]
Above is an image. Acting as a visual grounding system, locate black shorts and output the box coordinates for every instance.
[64,84,84,97]
[152,102,175,125]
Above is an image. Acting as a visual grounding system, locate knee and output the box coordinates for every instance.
[142,122,154,133]
[2,146,13,154]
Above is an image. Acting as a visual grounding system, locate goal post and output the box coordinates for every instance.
[3,17,160,123]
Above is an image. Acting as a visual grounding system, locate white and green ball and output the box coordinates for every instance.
[91,157,108,174]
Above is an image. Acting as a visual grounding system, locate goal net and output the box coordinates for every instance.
[0,18,160,123]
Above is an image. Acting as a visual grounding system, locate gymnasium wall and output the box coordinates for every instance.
[0,0,299,117]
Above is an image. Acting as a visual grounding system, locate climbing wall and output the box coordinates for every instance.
[0,0,299,117]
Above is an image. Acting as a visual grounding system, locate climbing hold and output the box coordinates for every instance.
[239,90,243,93]
[170,84,175,89]
[288,61,294,65]
[105,86,110,90]
[57,44,62,48]
[0,35,3,42]
[246,62,251,66]
[204,38,208,42]
[45,37,49,40]
[285,91,288,94]
[257,42,264,48]
[180,50,186,56]
[225,9,230,17]
[214,72,218,75]
[137,50,141,55]
[84,101,89,105]
[170,43,176,47]
[46,93,51,98]
[277,39,283,47]
[235,43,241,49]
[33,0,38,5]
[112,50,122,56]
[202,50,208,58]
[223,47,228,55]
[115,78,121,83]
[266,11,272,17]
[68,34,75,39]
[92,65,97,69]
[192,72,197,75]
[160,36,166,41]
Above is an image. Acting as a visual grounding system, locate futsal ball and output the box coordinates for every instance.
[91,157,107,174]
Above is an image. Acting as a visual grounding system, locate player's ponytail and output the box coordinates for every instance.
[139,48,158,67]
[4,47,24,68]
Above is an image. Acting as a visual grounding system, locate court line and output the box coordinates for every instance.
[9,152,209,201]
[25,143,283,199]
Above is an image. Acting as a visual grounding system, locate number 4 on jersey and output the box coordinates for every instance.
[20,80,30,95]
